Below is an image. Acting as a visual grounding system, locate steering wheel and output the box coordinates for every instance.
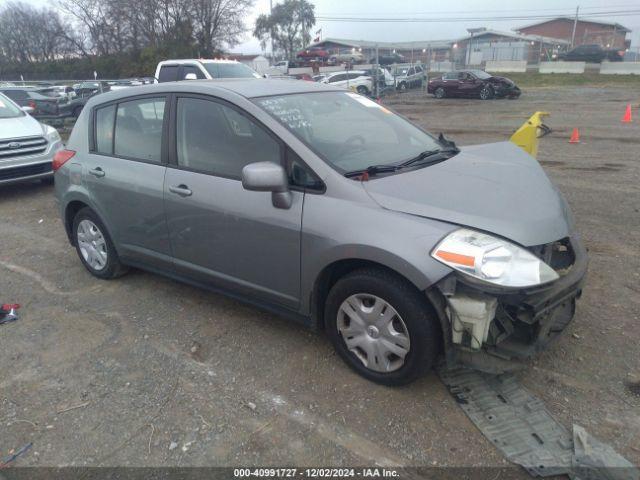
[337,135,366,158]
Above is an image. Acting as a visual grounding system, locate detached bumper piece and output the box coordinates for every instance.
[438,367,639,479]
[494,84,521,98]
[435,235,587,374]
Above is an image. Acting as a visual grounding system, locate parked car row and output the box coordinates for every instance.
[557,44,625,62]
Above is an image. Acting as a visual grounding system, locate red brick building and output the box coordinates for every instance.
[516,18,631,49]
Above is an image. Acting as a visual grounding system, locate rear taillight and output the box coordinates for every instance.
[28,100,36,110]
[52,149,76,171]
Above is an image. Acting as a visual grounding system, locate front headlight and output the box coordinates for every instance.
[44,125,61,143]
[431,228,559,288]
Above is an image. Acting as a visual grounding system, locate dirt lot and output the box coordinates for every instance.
[1,84,639,475]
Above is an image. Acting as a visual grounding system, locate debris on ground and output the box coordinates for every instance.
[0,304,20,326]
[168,441,178,451]
[439,367,639,480]
[0,442,32,468]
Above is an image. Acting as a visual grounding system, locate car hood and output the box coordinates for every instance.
[0,114,44,140]
[362,142,571,247]
[489,75,514,85]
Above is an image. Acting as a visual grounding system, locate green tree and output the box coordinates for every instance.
[253,0,315,60]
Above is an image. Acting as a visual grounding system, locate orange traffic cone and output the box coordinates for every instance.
[622,104,632,123]
[569,128,580,144]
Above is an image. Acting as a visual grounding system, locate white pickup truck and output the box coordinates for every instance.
[155,59,262,82]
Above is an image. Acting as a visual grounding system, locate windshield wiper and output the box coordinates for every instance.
[345,133,460,179]
[400,146,459,168]
[344,164,401,178]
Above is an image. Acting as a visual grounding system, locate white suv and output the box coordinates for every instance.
[321,71,373,95]
[155,59,262,82]
[0,93,63,185]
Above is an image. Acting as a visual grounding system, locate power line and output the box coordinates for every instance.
[316,4,640,17]
[316,10,640,23]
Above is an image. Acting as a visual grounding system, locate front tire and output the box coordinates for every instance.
[72,207,128,279]
[434,87,446,99]
[356,85,369,95]
[325,268,440,386]
[479,85,494,100]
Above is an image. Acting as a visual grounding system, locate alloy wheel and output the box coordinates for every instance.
[337,294,411,373]
[77,219,108,271]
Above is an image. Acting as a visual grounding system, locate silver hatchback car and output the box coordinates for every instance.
[54,79,587,385]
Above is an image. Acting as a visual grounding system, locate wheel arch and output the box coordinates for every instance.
[310,255,443,332]
[62,193,113,247]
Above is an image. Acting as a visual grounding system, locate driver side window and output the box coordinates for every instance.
[175,97,281,179]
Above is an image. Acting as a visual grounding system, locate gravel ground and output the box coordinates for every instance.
[1,85,639,475]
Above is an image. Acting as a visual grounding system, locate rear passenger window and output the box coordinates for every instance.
[176,97,280,179]
[114,98,165,163]
[95,104,116,154]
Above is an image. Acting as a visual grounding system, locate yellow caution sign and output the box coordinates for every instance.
[510,112,551,159]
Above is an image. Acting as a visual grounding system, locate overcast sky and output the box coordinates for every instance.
[8,0,640,52]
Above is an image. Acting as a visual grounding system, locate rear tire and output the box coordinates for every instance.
[398,82,407,91]
[434,87,446,99]
[325,268,440,386]
[72,207,128,279]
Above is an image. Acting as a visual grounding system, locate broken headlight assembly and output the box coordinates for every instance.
[431,228,559,288]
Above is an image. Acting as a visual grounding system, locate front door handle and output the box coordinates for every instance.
[169,184,192,197]
[89,167,105,178]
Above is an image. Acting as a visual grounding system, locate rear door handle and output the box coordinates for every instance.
[89,167,105,178]
[169,184,192,197]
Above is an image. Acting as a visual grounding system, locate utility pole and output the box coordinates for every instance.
[571,5,579,48]
[270,0,275,62]
[374,45,380,99]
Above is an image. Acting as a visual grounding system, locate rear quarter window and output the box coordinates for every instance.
[95,104,116,154]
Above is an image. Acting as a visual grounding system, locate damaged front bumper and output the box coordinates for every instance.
[427,234,588,374]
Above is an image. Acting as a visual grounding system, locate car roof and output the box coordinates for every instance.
[327,70,367,76]
[158,58,241,65]
[90,78,342,103]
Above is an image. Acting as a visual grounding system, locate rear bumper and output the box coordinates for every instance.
[0,139,63,186]
[431,234,588,374]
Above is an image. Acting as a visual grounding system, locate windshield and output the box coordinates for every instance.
[469,70,491,79]
[204,62,261,79]
[255,91,442,173]
[0,94,24,118]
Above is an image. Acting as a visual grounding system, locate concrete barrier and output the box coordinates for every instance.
[599,62,640,75]
[485,60,527,73]
[539,61,586,74]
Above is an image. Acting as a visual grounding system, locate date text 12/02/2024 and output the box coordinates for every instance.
[233,468,400,478]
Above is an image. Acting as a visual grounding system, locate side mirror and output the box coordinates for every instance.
[242,162,292,209]
[184,73,198,80]
[21,106,35,114]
